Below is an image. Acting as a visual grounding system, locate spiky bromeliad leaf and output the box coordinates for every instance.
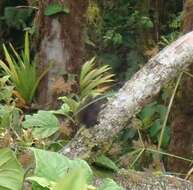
[79,57,114,99]
[0,32,49,104]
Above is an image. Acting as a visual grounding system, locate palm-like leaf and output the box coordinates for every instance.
[80,58,114,99]
[0,32,48,104]
[58,58,114,120]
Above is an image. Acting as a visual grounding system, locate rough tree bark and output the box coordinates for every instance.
[95,170,193,190]
[35,0,88,107]
[22,31,193,190]
[60,31,193,160]
[59,31,193,190]
[24,169,193,190]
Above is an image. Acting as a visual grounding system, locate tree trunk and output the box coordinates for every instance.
[35,0,88,107]
[0,0,5,14]
[24,169,193,190]
[60,31,193,159]
[97,170,193,190]
[167,0,193,174]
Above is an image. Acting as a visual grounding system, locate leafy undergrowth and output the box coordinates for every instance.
[0,51,193,189]
[0,1,192,189]
[0,148,123,190]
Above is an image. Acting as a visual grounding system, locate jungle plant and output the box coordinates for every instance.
[0,32,49,104]
[57,57,114,123]
[27,148,123,190]
[0,148,123,190]
[0,75,13,103]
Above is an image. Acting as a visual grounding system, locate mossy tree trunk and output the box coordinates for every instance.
[35,0,88,107]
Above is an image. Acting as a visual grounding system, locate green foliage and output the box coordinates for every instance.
[95,155,119,172]
[0,148,24,190]
[0,32,48,104]
[0,76,13,102]
[87,1,154,79]
[57,57,114,122]
[80,57,114,99]
[3,7,33,29]
[159,32,181,47]
[128,10,153,29]
[0,105,17,128]
[99,179,124,190]
[31,148,92,183]
[57,96,79,121]
[23,111,60,139]
[52,168,88,190]
[27,148,92,190]
[44,3,70,16]
[137,101,170,148]
[27,148,122,190]
[0,148,124,190]
[97,53,121,72]
[0,76,21,135]
[0,0,187,185]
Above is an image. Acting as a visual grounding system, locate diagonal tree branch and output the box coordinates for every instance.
[94,170,193,190]
[60,31,193,159]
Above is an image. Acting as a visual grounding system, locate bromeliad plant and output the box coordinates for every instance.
[0,32,48,105]
[57,57,114,123]
[79,57,114,99]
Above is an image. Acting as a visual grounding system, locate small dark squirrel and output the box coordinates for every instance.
[77,82,124,128]
[78,97,107,128]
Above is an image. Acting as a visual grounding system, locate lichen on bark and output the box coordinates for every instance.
[60,31,193,160]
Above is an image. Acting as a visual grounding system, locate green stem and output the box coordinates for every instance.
[158,72,183,150]
[130,148,145,169]
[147,148,193,163]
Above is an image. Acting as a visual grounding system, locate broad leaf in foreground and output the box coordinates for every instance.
[27,148,92,189]
[52,168,87,190]
[23,111,60,139]
[95,155,119,171]
[0,148,24,190]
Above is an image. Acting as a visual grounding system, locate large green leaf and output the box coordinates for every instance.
[28,169,87,190]
[156,105,167,122]
[30,149,92,184]
[22,111,60,139]
[0,148,24,190]
[139,102,157,120]
[99,179,123,190]
[0,76,13,101]
[149,119,162,138]
[0,105,15,128]
[52,168,87,190]
[44,3,70,16]
[158,127,170,148]
[26,176,54,189]
[95,155,119,171]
